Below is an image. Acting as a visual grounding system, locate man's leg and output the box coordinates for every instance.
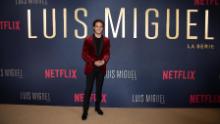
[95,70,105,115]
[82,72,95,118]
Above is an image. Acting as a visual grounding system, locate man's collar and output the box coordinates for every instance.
[93,33,103,39]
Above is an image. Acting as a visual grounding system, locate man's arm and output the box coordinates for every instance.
[81,38,95,65]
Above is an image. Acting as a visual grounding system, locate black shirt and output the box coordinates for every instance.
[93,34,103,57]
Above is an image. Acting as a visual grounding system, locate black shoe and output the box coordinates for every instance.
[95,108,104,115]
[81,112,88,120]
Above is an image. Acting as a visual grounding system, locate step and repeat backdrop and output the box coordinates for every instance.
[0,0,220,107]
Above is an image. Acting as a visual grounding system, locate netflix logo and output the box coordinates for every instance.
[44,68,77,79]
[162,69,196,80]
[194,0,219,6]
[189,94,220,104]
[73,92,107,104]
[0,20,20,31]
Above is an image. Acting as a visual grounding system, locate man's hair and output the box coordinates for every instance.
[93,19,105,28]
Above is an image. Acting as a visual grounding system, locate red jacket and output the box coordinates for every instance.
[81,35,110,75]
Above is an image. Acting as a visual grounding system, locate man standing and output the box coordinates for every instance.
[81,19,110,120]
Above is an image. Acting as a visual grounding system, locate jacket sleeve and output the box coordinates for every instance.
[102,39,110,64]
[81,37,95,65]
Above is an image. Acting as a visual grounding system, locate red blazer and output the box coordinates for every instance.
[81,35,110,75]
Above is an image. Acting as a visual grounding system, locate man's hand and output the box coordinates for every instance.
[94,60,105,67]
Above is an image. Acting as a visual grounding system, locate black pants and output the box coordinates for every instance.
[82,67,105,113]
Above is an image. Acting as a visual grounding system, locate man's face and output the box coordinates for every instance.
[93,22,104,34]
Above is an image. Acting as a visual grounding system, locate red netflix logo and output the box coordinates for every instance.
[73,92,107,104]
[162,70,196,80]
[194,0,219,6]
[189,94,220,104]
[44,68,77,79]
[0,20,20,31]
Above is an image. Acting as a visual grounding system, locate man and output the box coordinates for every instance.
[81,19,110,120]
